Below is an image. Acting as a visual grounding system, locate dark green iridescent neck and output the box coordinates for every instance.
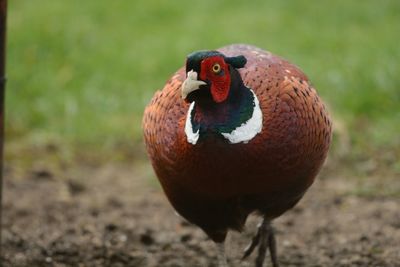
[190,84,255,139]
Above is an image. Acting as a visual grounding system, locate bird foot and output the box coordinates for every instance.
[241,219,279,267]
[241,221,262,260]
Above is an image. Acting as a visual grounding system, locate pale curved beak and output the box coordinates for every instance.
[181,70,206,99]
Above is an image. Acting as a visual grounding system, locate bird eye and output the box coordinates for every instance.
[212,63,221,73]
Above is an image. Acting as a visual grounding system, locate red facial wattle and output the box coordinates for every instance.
[200,56,231,103]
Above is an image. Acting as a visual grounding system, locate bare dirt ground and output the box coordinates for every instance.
[2,157,400,267]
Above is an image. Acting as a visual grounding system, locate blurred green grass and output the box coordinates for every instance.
[5,0,400,159]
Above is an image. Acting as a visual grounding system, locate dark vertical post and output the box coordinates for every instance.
[0,0,7,262]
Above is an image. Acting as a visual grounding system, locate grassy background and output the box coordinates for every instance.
[5,0,400,162]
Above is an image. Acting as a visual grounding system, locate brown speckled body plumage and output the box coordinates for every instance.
[143,44,332,244]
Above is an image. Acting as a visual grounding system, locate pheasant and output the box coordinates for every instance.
[143,44,332,267]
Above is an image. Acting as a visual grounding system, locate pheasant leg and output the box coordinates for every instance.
[242,218,279,267]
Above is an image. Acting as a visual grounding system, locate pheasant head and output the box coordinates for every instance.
[180,50,262,145]
[181,51,247,103]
